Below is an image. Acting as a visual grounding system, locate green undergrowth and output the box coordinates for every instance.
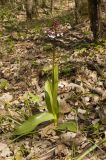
[41,62,79,78]
[0,6,74,35]
[0,79,10,90]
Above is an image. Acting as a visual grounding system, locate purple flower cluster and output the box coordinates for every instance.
[45,21,64,39]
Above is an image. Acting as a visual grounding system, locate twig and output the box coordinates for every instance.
[75,138,106,160]
[83,82,103,96]
[6,115,21,125]
[39,147,56,160]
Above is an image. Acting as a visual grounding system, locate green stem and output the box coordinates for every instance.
[52,48,55,109]
[52,49,58,125]
[52,49,55,81]
[54,115,58,126]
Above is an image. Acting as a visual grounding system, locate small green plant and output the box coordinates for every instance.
[14,25,78,137]
[82,30,91,36]
[0,79,10,90]
[31,60,38,68]
[14,50,59,136]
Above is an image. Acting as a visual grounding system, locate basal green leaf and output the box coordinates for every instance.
[57,121,78,133]
[44,65,59,121]
[45,80,53,113]
[45,91,52,113]
[14,112,54,136]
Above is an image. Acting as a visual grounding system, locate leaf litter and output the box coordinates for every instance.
[0,5,106,160]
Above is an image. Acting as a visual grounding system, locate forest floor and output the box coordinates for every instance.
[0,4,106,160]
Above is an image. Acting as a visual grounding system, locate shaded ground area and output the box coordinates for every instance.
[0,5,106,160]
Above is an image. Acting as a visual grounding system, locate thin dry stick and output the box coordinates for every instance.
[75,138,106,160]
[39,147,56,160]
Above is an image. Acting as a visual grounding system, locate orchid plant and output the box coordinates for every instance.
[14,58,59,136]
[14,21,77,137]
[14,29,59,136]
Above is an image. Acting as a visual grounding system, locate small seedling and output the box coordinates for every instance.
[0,79,9,90]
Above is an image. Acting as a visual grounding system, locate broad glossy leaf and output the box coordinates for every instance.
[45,91,52,113]
[57,121,77,133]
[45,80,53,113]
[14,112,54,136]
[45,65,59,120]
